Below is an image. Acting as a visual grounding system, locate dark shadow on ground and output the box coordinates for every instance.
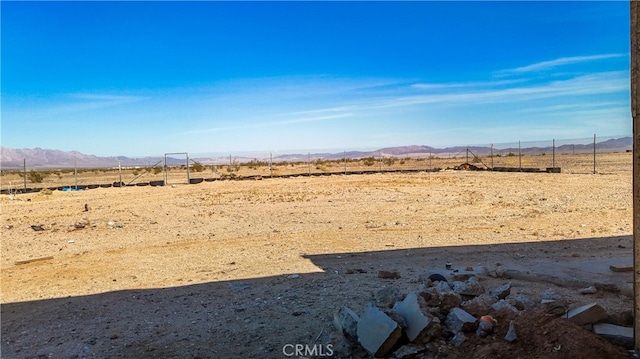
[1,235,632,358]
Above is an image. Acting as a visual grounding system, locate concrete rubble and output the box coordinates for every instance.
[593,323,634,349]
[333,265,632,358]
[489,282,511,299]
[445,307,477,334]
[490,299,518,313]
[357,304,403,357]
[565,302,608,326]
[504,320,518,343]
[375,287,404,308]
[333,306,360,340]
[579,285,598,295]
[451,276,485,297]
[393,292,441,343]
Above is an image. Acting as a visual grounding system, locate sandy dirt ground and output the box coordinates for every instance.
[0,153,634,358]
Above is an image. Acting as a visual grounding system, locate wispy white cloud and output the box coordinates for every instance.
[325,71,627,115]
[67,93,147,102]
[497,53,626,75]
[6,92,148,120]
[178,113,352,135]
[410,79,525,90]
[517,101,627,114]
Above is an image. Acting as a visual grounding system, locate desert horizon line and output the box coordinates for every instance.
[0,134,632,171]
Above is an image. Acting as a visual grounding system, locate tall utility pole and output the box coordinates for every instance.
[631,0,639,353]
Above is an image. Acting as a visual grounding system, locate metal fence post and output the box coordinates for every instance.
[552,139,556,169]
[518,140,522,171]
[593,134,597,174]
[23,158,27,191]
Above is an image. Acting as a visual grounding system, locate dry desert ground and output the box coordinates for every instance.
[0,152,635,358]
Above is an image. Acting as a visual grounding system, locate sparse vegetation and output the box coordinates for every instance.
[362,157,375,166]
[27,170,45,183]
[191,162,205,172]
[382,157,395,166]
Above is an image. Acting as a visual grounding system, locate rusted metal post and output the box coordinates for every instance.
[631,0,639,353]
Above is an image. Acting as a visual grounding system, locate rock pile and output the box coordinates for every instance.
[333,268,634,358]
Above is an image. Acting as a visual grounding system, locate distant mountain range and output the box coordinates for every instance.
[0,137,632,170]
[272,137,632,161]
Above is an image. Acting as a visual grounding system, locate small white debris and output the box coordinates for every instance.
[579,286,597,295]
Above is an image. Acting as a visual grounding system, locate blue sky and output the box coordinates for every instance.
[1,1,631,157]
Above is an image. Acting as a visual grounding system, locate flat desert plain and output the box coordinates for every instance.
[1,152,635,358]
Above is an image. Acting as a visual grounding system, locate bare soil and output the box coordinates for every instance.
[1,152,634,358]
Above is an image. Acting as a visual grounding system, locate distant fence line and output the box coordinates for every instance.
[1,134,632,193]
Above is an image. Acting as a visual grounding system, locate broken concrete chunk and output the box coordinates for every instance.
[434,280,453,293]
[540,290,568,316]
[419,286,442,307]
[593,323,634,349]
[578,286,597,295]
[419,282,461,313]
[507,293,536,311]
[451,277,485,297]
[449,332,466,347]
[445,307,477,334]
[434,281,461,312]
[541,288,562,301]
[566,302,607,326]
[374,287,404,308]
[357,304,403,357]
[333,306,360,339]
[489,282,511,299]
[491,299,518,313]
[462,293,498,312]
[393,292,441,343]
[504,321,518,343]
